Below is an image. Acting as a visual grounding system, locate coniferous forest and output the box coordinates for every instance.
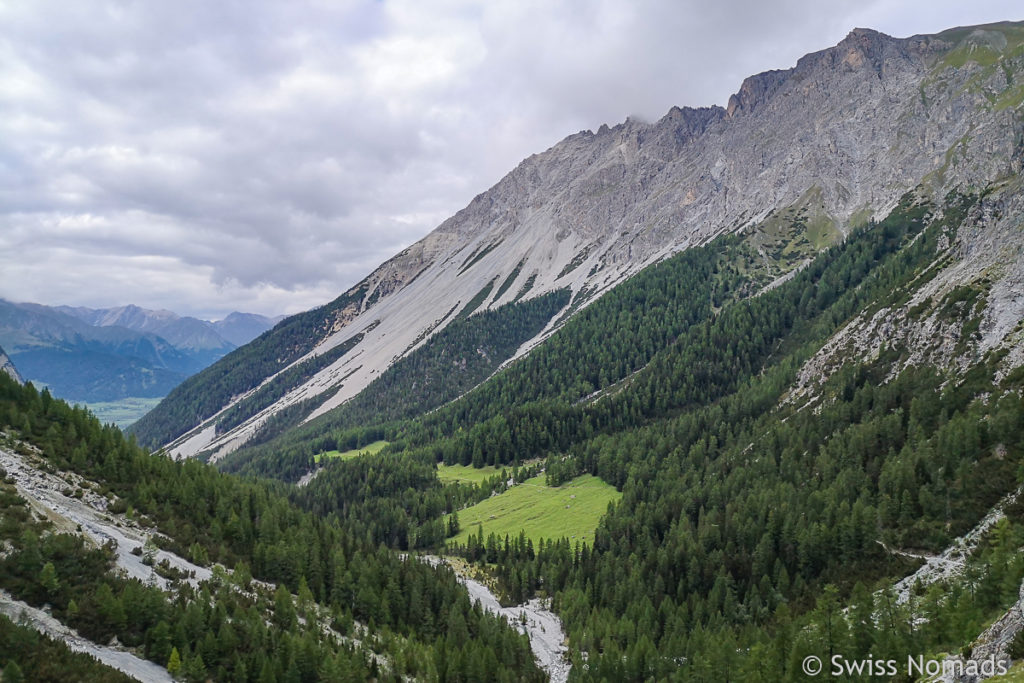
[0,374,541,682]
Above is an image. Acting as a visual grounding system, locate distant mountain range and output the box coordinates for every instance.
[0,300,281,403]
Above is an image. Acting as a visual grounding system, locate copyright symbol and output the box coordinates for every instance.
[802,655,822,676]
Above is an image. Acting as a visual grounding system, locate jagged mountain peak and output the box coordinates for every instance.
[0,300,283,404]
[57,302,231,352]
[726,25,948,118]
[101,303,179,324]
[58,302,178,327]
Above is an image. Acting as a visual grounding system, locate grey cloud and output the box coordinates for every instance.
[0,0,1019,318]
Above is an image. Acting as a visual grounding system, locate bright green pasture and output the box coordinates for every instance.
[313,440,389,463]
[437,464,503,485]
[448,474,620,548]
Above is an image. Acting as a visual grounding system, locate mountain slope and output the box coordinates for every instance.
[0,373,543,681]
[135,22,1024,459]
[0,344,21,384]
[285,182,1024,680]
[0,299,197,401]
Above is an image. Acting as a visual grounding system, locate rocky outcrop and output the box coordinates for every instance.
[937,579,1023,682]
[0,344,22,384]
[789,178,1024,406]
[160,21,1024,458]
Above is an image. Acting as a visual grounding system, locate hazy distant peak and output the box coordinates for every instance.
[213,312,283,347]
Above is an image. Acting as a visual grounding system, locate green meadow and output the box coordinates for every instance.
[436,463,503,485]
[448,473,621,548]
[313,439,389,463]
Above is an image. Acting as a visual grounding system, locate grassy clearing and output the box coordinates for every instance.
[437,464,503,485]
[731,186,841,294]
[314,440,389,463]
[79,397,164,429]
[447,474,621,548]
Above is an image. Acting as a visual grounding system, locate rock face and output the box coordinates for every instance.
[937,579,1023,682]
[789,180,1024,406]
[0,344,22,384]
[154,21,1024,458]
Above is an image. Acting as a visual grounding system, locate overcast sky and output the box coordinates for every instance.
[0,1,1019,320]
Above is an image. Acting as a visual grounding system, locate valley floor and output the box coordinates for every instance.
[77,397,164,429]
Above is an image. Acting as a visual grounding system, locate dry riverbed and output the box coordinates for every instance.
[423,555,571,683]
[0,442,214,681]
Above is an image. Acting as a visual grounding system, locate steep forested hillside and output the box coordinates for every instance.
[0,374,542,681]
[218,289,571,480]
[129,284,372,449]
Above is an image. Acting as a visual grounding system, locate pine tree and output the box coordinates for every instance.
[2,661,24,683]
[184,652,207,683]
[167,647,182,676]
[232,561,252,589]
[848,582,875,659]
[146,621,173,663]
[273,584,297,630]
[297,575,314,612]
[39,561,59,597]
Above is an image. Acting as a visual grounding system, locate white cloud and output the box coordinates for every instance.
[0,0,1020,318]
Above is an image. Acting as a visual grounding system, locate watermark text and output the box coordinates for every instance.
[799,654,1009,678]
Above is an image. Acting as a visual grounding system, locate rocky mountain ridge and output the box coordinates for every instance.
[138,21,1024,458]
